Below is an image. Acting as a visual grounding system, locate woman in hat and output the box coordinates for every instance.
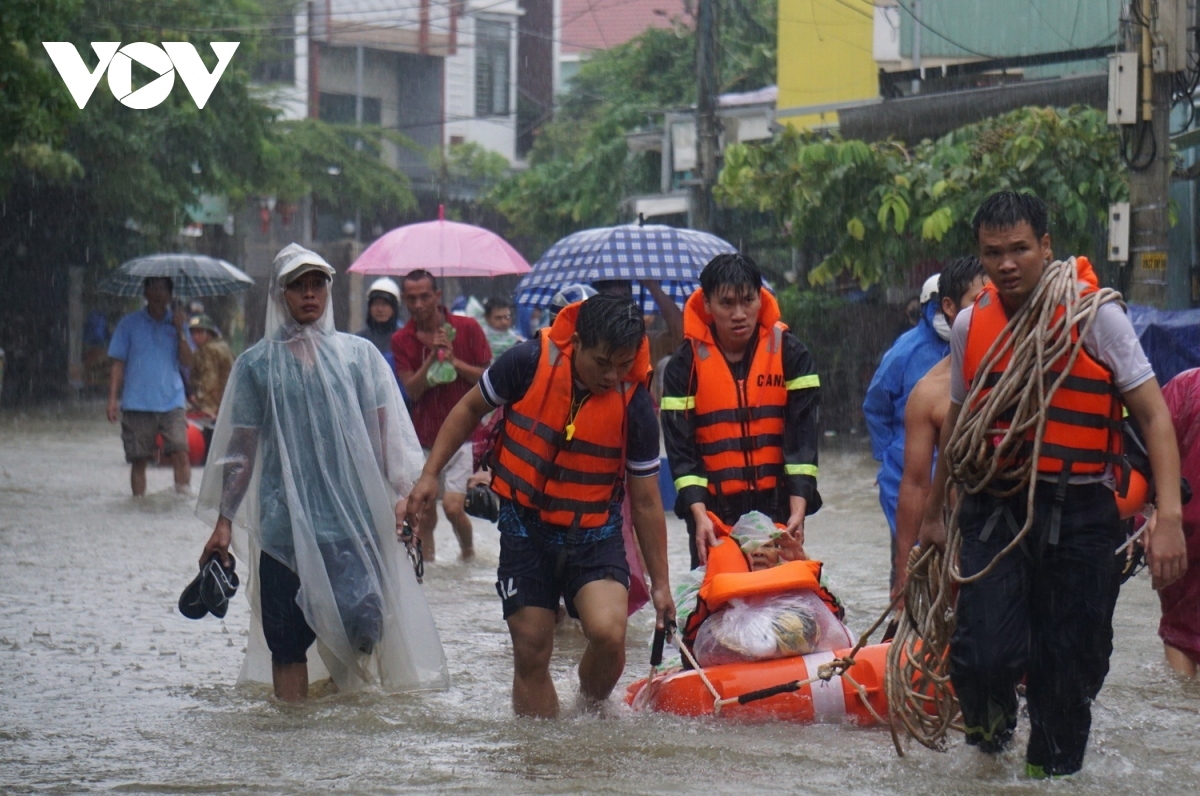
[195,243,448,701]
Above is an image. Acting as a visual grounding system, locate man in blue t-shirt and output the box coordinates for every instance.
[106,277,194,496]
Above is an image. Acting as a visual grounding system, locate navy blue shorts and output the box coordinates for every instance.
[495,532,630,620]
[259,551,316,665]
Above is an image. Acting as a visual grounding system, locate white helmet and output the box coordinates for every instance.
[549,283,598,319]
[368,276,401,302]
[919,273,941,305]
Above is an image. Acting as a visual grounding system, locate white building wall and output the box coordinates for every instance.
[443,1,522,163]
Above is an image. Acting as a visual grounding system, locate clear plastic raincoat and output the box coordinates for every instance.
[196,244,449,693]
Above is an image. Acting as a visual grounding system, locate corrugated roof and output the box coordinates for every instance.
[561,0,685,56]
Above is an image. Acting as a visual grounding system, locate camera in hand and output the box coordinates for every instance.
[464,482,500,522]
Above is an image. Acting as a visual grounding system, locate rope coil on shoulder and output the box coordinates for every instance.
[885,258,1121,752]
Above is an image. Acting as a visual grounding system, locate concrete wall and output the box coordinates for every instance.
[444,3,521,163]
[775,0,879,130]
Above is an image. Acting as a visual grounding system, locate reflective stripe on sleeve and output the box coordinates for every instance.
[786,463,819,477]
[674,474,708,491]
[786,374,820,390]
[660,395,696,411]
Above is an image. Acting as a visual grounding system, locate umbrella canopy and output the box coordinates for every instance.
[98,253,254,299]
[348,206,530,278]
[515,223,737,312]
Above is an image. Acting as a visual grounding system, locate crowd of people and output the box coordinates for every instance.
[98,189,1197,779]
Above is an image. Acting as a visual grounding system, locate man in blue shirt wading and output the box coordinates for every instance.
[106,277,194,496]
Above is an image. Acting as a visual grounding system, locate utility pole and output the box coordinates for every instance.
[1124,0,1171,307]
[911,0,922,95]
[693,0,719,232]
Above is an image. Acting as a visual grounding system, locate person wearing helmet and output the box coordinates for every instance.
[357,277,403,368]
[861,271,950,589]
[890,257,988,606]
[548,283,597,323]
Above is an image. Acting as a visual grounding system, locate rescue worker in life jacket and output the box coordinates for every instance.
[661,254,822,569]
[406,294,675,718]
[919,191,1187,778]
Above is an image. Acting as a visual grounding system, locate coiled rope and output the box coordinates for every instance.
[885,258,1121,751]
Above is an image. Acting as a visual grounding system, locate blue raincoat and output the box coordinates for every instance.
[862,301,949,535]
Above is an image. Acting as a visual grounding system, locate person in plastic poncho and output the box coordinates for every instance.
[862,272,949,586]
[195,244,448,702]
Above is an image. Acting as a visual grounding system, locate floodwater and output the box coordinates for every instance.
[2,404,1198,795]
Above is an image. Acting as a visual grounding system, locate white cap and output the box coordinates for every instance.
[367,276,400,301]
[919,273,941,304]
[273,243,335,286]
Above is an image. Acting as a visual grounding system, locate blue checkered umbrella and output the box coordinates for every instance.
[98,253,254,299]
[516,224,737,313]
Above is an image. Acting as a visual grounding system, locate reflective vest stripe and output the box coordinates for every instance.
[693,405,787,428]
[1044,406,1123,431]
[786,463,819,477]
[505,408,624,459]
[661,395,695,411]
[1032,442,1121,466]
[674,474,709,491]
[500,434,621,486]
[704,462,783,484]
[490,304,651,529]
[982,370,1111,396]
[962,257,1120,476]
[786,374,820,390]
[696,434,785,456]
[491,459,614,515]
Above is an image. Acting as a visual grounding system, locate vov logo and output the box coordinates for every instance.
[42,42,239,110]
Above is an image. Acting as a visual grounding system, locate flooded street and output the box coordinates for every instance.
[2,404,1198,795]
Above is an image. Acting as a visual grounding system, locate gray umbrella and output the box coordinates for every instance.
[98,253,254,299]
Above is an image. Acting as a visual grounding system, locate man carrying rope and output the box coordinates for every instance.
[918,192,1188,778]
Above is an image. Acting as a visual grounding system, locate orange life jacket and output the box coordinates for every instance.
[682,288,792,498]
[681,513,842,647]
[962,256,1122,476]
[490,301,651,530]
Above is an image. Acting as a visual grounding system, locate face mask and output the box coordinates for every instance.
[933,311,952,341]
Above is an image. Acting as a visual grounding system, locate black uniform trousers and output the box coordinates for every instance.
[950,480,1124,776]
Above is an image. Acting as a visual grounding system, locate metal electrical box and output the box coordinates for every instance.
[1108,53,1138,125]
[1154,0,1194,74]
[1109,202,1131,262]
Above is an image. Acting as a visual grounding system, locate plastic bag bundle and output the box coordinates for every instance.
[693,590,852,668]
[671,568,705,632]
[427,323,458,385]
[730,511,782,554]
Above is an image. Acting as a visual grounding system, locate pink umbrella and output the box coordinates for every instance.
[347,206,530,277]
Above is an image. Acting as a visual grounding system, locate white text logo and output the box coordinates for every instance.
[42,42,240,110]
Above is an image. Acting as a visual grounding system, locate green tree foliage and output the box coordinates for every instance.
[490,1,776,254]
[717,106,1127,288]
[0,0,414,265]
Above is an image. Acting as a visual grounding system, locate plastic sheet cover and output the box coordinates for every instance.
[693,591,852,668]
[197,245,449,693]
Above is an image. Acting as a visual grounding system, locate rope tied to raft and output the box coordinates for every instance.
[886,258,1122,752]
[661,594,897,726]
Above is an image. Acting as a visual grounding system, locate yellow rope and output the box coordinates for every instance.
[885,258,1120,752]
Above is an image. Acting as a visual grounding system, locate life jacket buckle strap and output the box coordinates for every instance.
[1047,468,1071,547]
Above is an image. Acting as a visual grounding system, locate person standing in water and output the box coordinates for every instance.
[920,191,1186,777]
[107,277,194,496]
[661,254,822,569]
[406,293,674,717]
[196,244,447,702]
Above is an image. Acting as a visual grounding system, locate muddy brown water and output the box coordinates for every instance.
[2,406,1197,794]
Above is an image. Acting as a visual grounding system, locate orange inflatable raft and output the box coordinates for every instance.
[625,642,894,724]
